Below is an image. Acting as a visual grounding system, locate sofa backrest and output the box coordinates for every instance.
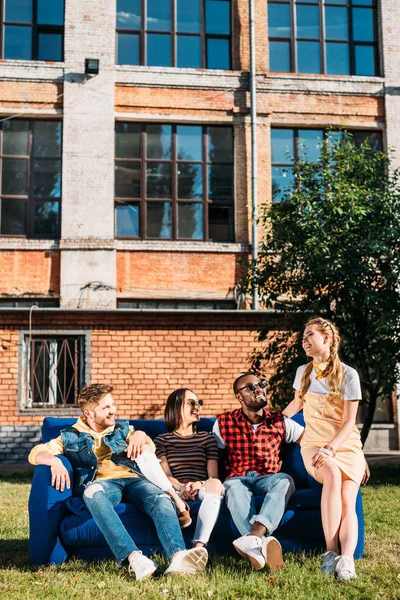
[41,412,314,489]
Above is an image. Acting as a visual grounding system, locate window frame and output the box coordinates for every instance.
[270,127,383,202]
[0,0,65,62]
[0,118,62,239]
[267,0,380,77]
[114,122,235,242]
[117,298,238,309]
[18,329,91,414]
[116,0,232,70]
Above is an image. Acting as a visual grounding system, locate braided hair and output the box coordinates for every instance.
[299,317,343,401]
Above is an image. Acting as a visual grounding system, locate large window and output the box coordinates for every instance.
[116,0,231,69]
[115,123,234,241]
[118,299,237,309]
[24,335,85,408]
[271,128,382,201]
[0,119,62,238]
[1,0,64,61]
[268,0,379,76]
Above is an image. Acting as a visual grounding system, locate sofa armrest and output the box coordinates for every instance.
[28,455,73,565]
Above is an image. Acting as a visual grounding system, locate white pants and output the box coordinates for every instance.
[192,481,223,545]
[134,451,174,492]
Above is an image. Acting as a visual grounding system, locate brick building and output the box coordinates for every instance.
[0,0,398,461]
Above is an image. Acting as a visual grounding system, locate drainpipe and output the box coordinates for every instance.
[249,0,258,310]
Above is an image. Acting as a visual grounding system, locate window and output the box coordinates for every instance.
[116,0,231,69]
[271,128,382,201]
[0,119,62,238]
[118,299,237,309]
[22,334,86,408]
[268,0,379,76]
[0,298,59,307]
[2,0,64,61]
[115,123,234,241]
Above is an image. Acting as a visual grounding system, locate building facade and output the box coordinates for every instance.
[0,0,399,461]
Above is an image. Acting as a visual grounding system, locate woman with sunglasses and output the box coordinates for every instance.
[154,388,224,549]
[282,317,366,581]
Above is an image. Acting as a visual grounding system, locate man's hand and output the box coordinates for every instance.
[126,430,147,459]
[50,457,70,492]
[361,460,370,486]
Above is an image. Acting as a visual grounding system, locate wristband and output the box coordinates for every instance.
[319,447,334,458]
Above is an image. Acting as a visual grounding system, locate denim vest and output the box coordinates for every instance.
[61,421,140,496]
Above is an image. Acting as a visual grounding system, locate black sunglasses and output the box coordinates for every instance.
[237,380,267,393]
[187,399,204,407]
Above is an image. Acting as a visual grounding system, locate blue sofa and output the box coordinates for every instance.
[28,414,364,565]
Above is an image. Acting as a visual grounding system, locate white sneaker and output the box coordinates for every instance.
[128,551,158,580]
[262,536,285,570]
[164,547,208,575]
[233,535,265,570]
[335,555,357,581]
[321,551,338,576]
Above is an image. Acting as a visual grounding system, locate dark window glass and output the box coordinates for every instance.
[115,123,234,241]
[147,33,171,66]
[178,202,203,239]
[2,159,29,195]
[297,41,320,73]
[268,3,291,38]
[146,163,172,198]
[116,202,140,236]
[177,0,201,33]
[38,33,62,61]
[208,205,234,241]
[5,0,32,23]
[146,202,172,238]
[116,0,141,30]
[296,5,319,39]
[268,0,378,76]
[147,0,171,31]
[205,1,231,35]
[2,121,29,155]
[147,125,172,159]
[355,45,375,76]
[3,0,64,61]
[34,200,59,235]
[271,127,382,203]
[37,0,64,26]
[326,42,350,75]
[352,8,374,42]
[115,123,141,159]
[117,33,140,65]
[33,121,62,157]
[1,198,27,234]
[115,162,141,198]
[207,38,230,70]
[116,0,231,70]
[178,164,203,199]
[33,160,61,197]
[177,35,202,68]
[269,41,291,72]
[4,26,32,59]
[177,126,202,161]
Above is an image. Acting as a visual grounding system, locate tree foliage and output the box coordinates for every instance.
[244,135,400,444]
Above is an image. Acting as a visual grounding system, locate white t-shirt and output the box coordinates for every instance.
[293,362,362,400]
[212,416,304,450]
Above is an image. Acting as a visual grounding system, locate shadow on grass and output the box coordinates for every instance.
[0,539,30,569]
[367,464,400,487]
[0,471,33,484]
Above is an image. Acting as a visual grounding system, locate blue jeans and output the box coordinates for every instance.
[224,471,295,537]
[82,476,185,563]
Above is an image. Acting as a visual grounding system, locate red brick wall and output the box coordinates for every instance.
[117,252,247,299]
[0,251,60,297]
[0,310,276,426]
[0,81,62,110]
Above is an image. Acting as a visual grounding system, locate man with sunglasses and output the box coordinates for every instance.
[212,373,304,571]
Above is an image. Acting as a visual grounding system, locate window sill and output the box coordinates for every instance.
[115,239,249,253]
[19,407,80,417]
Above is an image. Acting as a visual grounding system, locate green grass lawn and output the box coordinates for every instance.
[1,465,399,600]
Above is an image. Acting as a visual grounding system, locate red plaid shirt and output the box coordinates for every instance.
[217,408,286,480]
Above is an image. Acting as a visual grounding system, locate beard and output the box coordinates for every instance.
[245,395,269,412]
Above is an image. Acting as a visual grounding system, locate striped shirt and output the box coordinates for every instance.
[155,430,219,483]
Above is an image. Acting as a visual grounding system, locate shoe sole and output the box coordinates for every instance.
[232,541,265,570]
[264,539,285,571]
[165,548,208,575]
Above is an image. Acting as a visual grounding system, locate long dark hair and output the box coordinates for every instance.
[165,388,196,433]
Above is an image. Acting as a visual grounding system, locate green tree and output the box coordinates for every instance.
[244,135,400,444]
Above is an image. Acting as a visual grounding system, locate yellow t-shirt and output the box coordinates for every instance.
[28,417,155,481]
